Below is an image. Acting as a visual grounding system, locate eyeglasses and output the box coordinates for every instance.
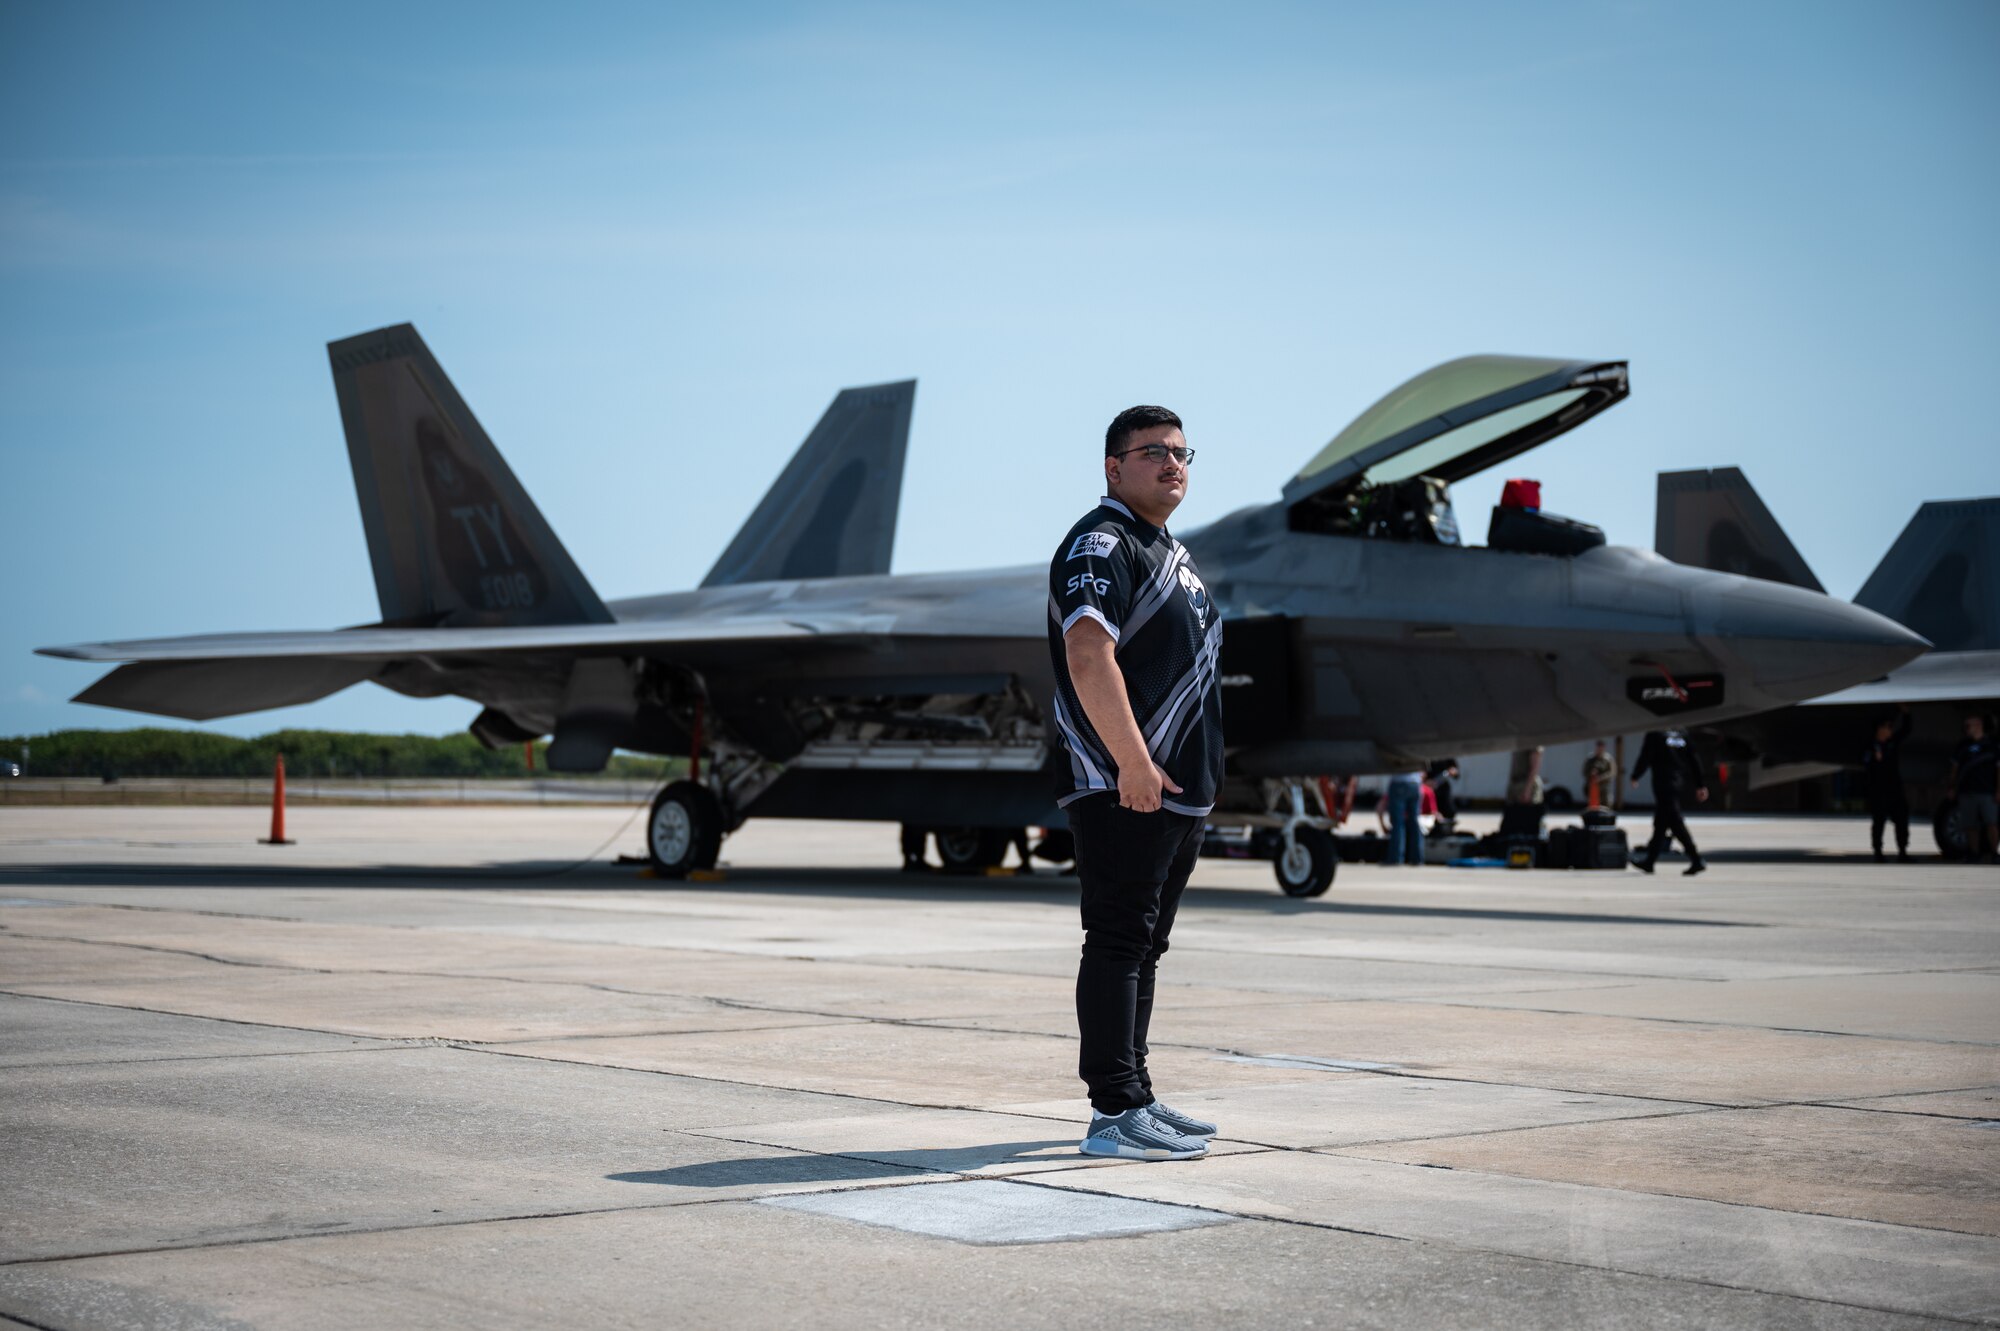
[1111,444,1196,465]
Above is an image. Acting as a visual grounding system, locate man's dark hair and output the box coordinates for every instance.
[1106,405,1183,456]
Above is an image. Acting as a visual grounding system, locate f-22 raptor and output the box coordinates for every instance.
[41,325,1927,894]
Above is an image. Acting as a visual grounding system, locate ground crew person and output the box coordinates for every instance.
[1426,758,1460,832]
[1630,728,1708,876]
[1582,741,1616,808]
[1947,713,2000,863]
[1048,404,1225,1161]
[1506,746,1545,806]
[1383,769,1426,865]
[1863,707,1912,862]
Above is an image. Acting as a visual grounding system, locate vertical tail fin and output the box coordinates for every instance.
[1853,497,2000,651]
[329,324,609,627]
[1654,467,1823,591]
[701,380,915,587]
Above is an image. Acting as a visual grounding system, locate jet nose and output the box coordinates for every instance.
[1707,580,1931,704]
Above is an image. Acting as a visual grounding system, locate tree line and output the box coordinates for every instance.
[1,729,674,780]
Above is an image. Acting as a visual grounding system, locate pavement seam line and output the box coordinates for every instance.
[475,1013,1757,1119]
[0,1176,937,1271]
[0,983,866,1047]
[17,928,1998,1056]
[8,980,1897,1125]
[0,930,1333,1024]
[0,987,426,1043]
[452,1041,1019,1115]
[0,984,1075,1122]
[893,1015,1750,1110]
[0,931,336,973]
[1309,1140,2000,1242]
[978,1172,1997,1327]
[1404,993,2000,1048]
[1278,1102,1736,1152]
[2,931,865,1005]
[18,896,1969,990]
[0,1046,406,1072]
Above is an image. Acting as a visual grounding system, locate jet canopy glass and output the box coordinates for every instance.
[1284,355,1629,518]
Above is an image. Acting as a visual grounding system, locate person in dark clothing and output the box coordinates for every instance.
[1048,404,1226,1160]
[899,823,931,873]
[1863,708,1912,861]
[1426,758,1460,831]
[1630,728,1709,875]
[1947,713,2000,863]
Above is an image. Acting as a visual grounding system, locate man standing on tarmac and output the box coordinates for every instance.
[1631,727,1709,875]
[1947,713,1999,863]
[1582,740,1617,809]
[1863,707,1913,862]
[1048,405,1224,1161]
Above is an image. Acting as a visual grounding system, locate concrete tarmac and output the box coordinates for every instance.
[0,806,1994,1329]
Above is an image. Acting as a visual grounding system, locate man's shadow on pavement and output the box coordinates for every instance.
[609,1140,1080,1188]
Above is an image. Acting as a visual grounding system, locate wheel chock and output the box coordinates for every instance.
[689,869,728,882]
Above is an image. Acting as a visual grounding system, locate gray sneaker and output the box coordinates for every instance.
[1146,1100,1217,1138]
[1079,1106,1208,1160]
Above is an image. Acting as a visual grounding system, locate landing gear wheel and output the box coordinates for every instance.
[1273,826,1337,897]
[934,826,1013,873]
[1933,797,1968,860]
[648,781,723,878]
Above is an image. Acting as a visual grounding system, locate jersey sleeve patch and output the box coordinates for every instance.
[1051,523,1134,638]
[1067,530,1117,561]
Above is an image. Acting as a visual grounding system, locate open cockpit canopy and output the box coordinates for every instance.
[1285,355,1627,531]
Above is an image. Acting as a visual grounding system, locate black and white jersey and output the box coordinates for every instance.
[1046,496,1224,816]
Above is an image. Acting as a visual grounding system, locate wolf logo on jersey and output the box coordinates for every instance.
[1177,564,1210,627]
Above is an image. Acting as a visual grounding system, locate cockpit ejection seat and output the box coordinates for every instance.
[1486,474,1607,557]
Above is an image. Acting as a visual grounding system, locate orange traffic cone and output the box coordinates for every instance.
[260,752,295,845]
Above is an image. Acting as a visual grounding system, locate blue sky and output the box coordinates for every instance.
[3,0,1994,741]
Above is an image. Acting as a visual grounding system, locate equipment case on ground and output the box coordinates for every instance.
[1573,826,1629,869]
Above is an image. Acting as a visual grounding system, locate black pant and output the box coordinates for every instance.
[1069,795,1205,1114]
[1868,787,1909,854]
[1644,794,1701,865]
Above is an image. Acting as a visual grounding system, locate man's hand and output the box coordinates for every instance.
[1119,762,1182,813]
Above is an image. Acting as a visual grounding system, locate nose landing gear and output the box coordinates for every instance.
[647,780,724,877]
[1274,824,1338,897]
[1200,781,1339,897]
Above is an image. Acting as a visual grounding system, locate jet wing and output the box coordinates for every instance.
[37,614,899,664]
[41,609,1036,722]
[42,616,894,722]
[1800,650,2000,707]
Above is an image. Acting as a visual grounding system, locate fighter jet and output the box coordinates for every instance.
[1655,469,1999,854]
[41,326,1927,895]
